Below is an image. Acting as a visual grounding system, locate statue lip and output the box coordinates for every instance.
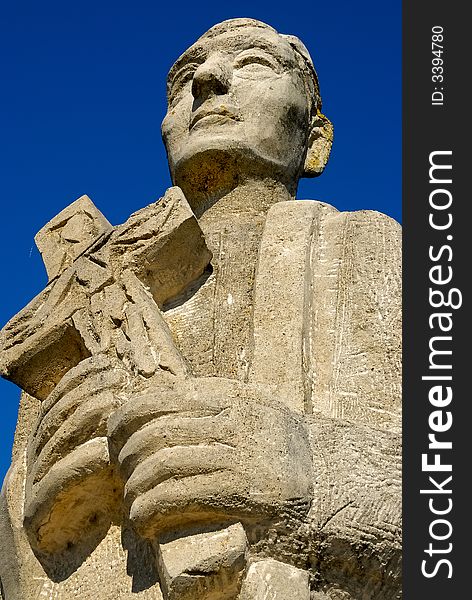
[190,104,241,129]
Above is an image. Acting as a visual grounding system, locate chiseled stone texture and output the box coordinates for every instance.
[0,17,401,600]
[34,195,113,282]
[156,523,248,599]
[238,559,310,600]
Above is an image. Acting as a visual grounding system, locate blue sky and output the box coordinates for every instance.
[0,0,401,481]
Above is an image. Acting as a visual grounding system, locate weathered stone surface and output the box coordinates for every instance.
[0,17,401,600]
[252,200,401,430]
[238,559,310,600]
[108,377,313,540]
[156,523,247,600]
[0,186,208,399]
[35,195,113,281]
[0,186,210,562]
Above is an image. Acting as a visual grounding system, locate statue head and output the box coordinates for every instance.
[162,18,333,210]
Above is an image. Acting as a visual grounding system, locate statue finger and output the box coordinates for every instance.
[32,371,126,457]
[23,437,121,555]
[117,409,233,479]
[128,467,246,540]
[108,387,230,450]
[28,391,121,486]
[124,443,236,511]
[37,354,127,425]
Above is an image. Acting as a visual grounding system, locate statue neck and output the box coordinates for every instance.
[193,179,295,230]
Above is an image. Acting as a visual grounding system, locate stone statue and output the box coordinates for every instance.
[0,18,401,600]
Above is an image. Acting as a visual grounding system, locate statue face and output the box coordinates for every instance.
[162,26,312,197]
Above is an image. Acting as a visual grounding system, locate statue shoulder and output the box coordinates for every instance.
[265,199,401,239]
[256,198,401,431]
[276,198,401,227]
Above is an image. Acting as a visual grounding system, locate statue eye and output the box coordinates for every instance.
[233,54,279,77]
[169,64,198,104]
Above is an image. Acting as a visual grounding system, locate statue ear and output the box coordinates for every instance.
[303,112,333,177]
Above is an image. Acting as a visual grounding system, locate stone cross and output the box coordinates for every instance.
[0,190,209,397]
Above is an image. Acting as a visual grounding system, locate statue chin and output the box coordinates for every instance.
[169,140,298,213]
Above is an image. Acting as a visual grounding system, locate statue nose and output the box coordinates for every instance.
[192,55,231,100]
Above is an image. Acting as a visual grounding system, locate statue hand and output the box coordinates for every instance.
[23,355,127,554]
[22,269,190,554]
[108,377,313,540]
